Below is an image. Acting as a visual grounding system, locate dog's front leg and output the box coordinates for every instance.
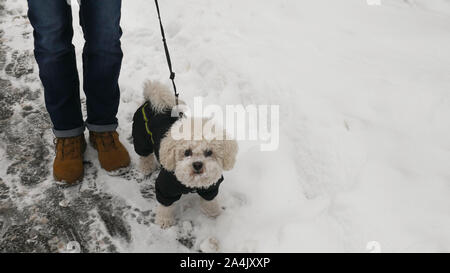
[200,198,222,218]
[156,203,175,229]
[139,153,159,175]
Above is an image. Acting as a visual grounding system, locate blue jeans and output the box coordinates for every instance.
[27,0,123,137]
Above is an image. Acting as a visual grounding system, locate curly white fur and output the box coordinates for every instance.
[155,204,175,229]
[159,117,238,188]
[141,80,238,229]
[139,154,159,175]
[143,80,179,113]
[174,155,222,189]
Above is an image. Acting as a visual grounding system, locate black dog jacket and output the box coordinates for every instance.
[156,169,224,206]
[132,102,224,207]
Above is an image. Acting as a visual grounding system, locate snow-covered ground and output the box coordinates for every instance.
[1,0,450,252]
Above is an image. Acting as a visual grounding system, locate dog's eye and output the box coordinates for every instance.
[204,150,213,157]
[184,149,192,157]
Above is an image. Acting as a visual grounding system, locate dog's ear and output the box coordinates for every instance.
[222,138,238,171]
[159,135,177,171]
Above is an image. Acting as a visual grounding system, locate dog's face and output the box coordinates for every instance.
[159,118,238,188]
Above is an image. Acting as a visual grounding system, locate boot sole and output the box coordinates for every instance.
[54,175,83,186]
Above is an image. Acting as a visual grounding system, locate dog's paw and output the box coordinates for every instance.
[200,199,222,218]
[139,154,159,175]
[156,216,174,229]
[156,204,175,229]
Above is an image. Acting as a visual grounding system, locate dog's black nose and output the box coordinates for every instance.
[193,161,203,171]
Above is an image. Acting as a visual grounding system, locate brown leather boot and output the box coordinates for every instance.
[89,131,131,174]
[53,135,86,184]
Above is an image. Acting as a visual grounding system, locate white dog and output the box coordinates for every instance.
[132,81,238,228]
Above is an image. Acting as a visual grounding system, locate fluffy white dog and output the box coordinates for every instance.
[132,81,238,228]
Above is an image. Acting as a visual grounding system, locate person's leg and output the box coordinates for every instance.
[28,0,86,183]
[79,0,123,132]
[27,0,84,137]
[78,0,129,174]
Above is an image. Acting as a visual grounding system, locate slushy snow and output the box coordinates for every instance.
[2,0,450,252]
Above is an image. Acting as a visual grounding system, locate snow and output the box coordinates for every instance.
[2,0,450,252]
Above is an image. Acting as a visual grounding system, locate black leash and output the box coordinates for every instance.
[154,0,182,115]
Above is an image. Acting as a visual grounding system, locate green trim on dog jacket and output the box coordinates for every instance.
[132,102,178,160]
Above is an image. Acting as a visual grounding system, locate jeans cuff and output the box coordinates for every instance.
[86,123,118,133]
[52,126,85,138]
